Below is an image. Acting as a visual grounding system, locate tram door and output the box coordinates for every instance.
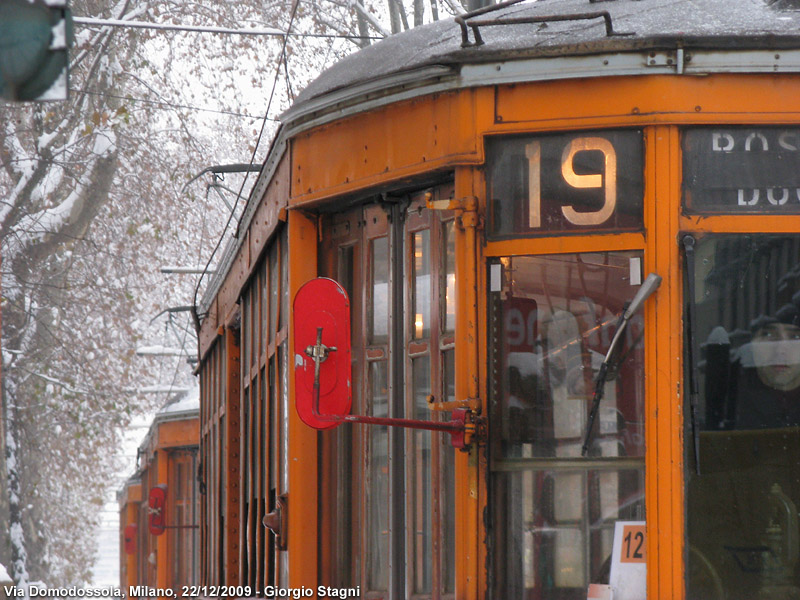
[486,130,647,599]
[318,187,457,599]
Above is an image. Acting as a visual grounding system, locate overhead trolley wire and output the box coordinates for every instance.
[191,0,303,328]
[72,16,384,41]
[69,87,272,120]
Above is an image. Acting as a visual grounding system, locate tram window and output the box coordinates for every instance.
[411,355,433,594]
[441,348,456,594]
[443,220,456,334]
[239,229,288,591]
[684,234,800,600]
[486,130,644,238]
[490,251,646,599]
[683,128,800,214]
[367,360,389,592]
[369,237,389,346]
[320,189,456,599]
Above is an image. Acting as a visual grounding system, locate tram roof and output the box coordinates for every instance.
[290,0,800,117]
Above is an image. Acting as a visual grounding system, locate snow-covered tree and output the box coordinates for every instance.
[0,0,474,584]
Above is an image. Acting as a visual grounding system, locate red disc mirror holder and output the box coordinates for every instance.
[293,277,473,449]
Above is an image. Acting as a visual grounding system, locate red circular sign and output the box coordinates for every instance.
[293,278,352,430]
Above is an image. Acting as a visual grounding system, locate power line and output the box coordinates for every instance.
[71,87,272,120]
[192,0,301,314]
[73,16,383,41]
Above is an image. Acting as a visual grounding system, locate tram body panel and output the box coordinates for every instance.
[289,88,494,207]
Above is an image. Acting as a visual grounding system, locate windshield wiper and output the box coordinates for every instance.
[581,273,662,457]
[682,234,702,475]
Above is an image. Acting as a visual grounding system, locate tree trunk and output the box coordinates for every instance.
[5,394,30,589]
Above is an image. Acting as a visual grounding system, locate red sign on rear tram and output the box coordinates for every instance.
[293,278,352,430]
[123,523,137,555]
[148,484,167,536]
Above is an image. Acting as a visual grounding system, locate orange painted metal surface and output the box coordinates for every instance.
[157,418,200,451]
[493,74,800,130]
[224,328,241,585]
[453,166,485,600]
[286,209,319,589]
[290,88,494,207]
[156,450,169,591]
[120,482,142,596]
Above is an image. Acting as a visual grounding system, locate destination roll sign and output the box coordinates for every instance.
[683,127,800,214]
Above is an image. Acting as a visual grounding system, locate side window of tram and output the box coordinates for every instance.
[319,193,456,598]
[486,130,644,237]
[239,231,288,591]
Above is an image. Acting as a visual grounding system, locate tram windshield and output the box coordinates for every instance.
[490,251,646,599]
[685,234,800,600]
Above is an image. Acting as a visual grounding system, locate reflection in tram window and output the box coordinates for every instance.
[490,251,646,599]
[685,234,800,600]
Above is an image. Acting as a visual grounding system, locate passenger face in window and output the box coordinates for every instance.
[752,322,800,391]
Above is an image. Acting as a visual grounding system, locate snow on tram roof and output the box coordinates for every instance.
[291,0,800,113]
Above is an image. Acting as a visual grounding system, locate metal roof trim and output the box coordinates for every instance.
[200,46,800,321]
[280,65,456,129]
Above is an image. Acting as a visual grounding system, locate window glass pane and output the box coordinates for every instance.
[242,294,249,371]
[243,388,250,498]
[493,468,645,597]
[412,230,432,340]
[685,234,800,599]
[251,285,257,367]
[369,237,390,345]
[443,220,456,333]
[280,235,288,332]
[490,251,646,599]
[269,243,278,345]
[260,265,266,357]
[487,130,644,238]
[683,127,800,214]
[339,245,355,339]
[262,366,268,499]
[367,360,389,592]
[411,355,432,594]
[442,349,456,593]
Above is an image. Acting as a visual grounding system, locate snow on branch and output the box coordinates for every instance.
[3,128,117,266]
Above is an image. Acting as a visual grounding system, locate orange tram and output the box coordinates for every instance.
[118,397,200,594]
[123,0,800,597]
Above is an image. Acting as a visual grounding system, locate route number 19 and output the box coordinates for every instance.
[526,137,618,228]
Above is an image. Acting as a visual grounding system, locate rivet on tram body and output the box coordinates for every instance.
[632,107,640,114]
[695,106,702,112]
